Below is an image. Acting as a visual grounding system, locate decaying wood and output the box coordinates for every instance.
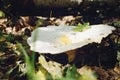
[15,0,119,8]
[33,0,82,7]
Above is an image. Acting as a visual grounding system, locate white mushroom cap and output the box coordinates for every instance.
[27,24,115,54]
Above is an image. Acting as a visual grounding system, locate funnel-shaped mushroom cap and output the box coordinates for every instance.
[27,24,115,54]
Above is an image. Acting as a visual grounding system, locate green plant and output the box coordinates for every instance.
[0,10,5,18]
[117,51,120,66]
[60,65,81,80]
[73,22,91,32]
[17,42,36,80]
[112,21,120,27]
[35,18,44,27]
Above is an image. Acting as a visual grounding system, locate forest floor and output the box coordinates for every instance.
[0,4,120,80]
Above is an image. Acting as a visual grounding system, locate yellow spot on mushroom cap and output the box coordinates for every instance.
[59,35,72,45]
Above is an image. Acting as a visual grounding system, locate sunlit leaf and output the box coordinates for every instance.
[78,66,97,80]
[35,70,46,80]
[38,55,63,79]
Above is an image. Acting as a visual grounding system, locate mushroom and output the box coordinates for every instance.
[27,24,115,54]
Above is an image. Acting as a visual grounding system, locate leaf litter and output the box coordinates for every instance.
[0,15,120,80]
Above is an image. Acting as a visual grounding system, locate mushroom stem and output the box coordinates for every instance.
[66,49,77,63]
